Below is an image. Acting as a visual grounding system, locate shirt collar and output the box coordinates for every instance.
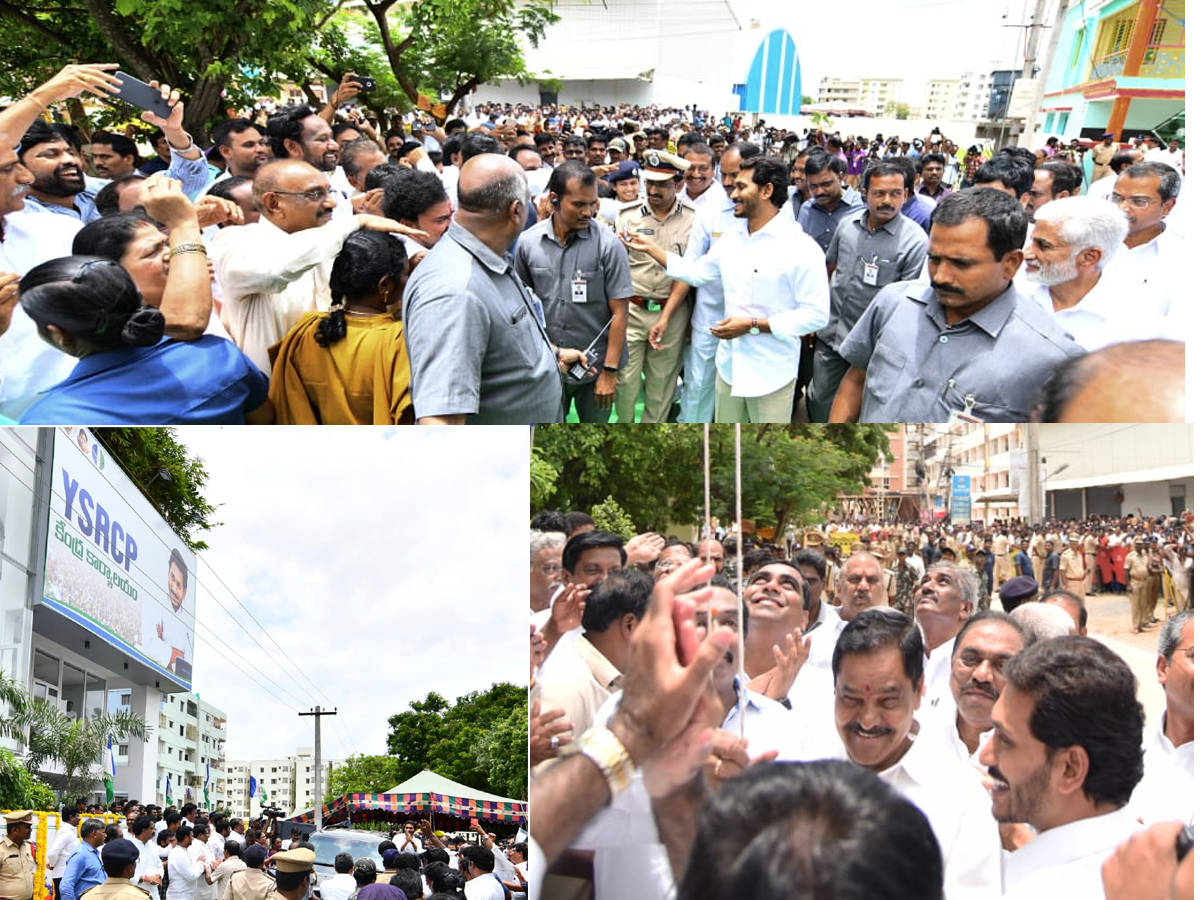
[913,281,1019,338]
[855,208,902,235]
[63,338,168,382]
[446,220,512,275]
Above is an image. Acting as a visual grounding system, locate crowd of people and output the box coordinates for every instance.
[527,508,1194,900]
[34,799,526,900]
[0,65,1185,423]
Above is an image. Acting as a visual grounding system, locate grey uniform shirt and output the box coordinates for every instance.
[796,190,864,253]
[821,210,928,349]
[839,281,1083,422]
[403,220,563,423]
[514,217,633,383]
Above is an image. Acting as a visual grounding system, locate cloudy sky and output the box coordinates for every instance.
[174,427,530,764]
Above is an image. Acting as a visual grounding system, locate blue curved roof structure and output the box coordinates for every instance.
[740,28,802,115]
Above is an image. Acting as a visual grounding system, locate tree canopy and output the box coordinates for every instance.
[323,753,402,803]
[531,425,895,539]
[92,427,220,551]
[0,0,558,137]
[386,683,527,799]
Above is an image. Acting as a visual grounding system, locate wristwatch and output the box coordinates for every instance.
[748,317,761,335]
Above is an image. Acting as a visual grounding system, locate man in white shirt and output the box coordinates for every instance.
[1020,195,1164,350]
[622,156,829,423]
[677,142,757,423]
[46,807,81,900]
[1103,161,1184,332]
[805,551,890,671]
[915,563,980,714]
[832,608,1002,900]
[210,159,420,372]
[392,822,423,855]
[460,846,504,900]
[1129,609,1193,825]
[315,854,354,900]
[132,815,165,898]
[572,577,813,900]
[923,610,1029,765]
[980,635,1146,899]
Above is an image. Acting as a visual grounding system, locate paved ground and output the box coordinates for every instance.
[1053,590,1188,725]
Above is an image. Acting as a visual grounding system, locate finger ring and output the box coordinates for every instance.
[714,759,723,778]
[549,735,560,751]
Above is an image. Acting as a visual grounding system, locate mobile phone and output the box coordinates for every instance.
[352,76,377,92]
[112,71,173,119]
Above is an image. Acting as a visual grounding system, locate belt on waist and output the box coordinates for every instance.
[629,295,665,310]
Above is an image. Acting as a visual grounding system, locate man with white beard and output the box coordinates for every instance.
[1020,195,1167,350]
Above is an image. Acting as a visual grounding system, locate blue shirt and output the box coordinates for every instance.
[902,193,936,234]
[19,335,268,424]
[796,190,864,253]
[60,842,104,900]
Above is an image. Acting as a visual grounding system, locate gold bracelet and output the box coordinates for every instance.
[566,724,636,802]
[169,242,207,258]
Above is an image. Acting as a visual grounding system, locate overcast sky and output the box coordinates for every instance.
[175,427,529,764]
[738,0,1043,104]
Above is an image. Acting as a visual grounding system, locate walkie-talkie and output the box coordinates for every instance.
[568,317,614,381]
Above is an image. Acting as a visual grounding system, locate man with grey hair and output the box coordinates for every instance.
[1129,609,1193,825]
[914,562,980,712]
[1010,601,1075,642]
[404,153,582,424]
[530,529,566,617]
[1020,195,1162,350]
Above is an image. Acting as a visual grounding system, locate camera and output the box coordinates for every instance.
[351,76,376,92]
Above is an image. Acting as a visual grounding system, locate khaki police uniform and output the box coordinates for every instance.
[1125,545,1155,629]
[0,813,35,900]
[225,868,276,900]
[1060,538,1088,596]
[614,150,695,423]
[80,878,147,900]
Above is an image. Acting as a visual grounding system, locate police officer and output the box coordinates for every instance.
[224,845,275,900]
[268,850,313,900]
[0,812,35,900]
[614,150,696,423]
[80,840,147,900]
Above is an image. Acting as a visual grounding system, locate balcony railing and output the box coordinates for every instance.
[1091,44,1185,80]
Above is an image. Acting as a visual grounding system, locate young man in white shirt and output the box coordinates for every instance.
[981,635,1145,899]
[46,807,81,900]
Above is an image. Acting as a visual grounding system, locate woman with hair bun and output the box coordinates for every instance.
[18,256,272,424]
[268,230,413,424]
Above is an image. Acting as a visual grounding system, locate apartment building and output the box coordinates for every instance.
[226,748,342,818]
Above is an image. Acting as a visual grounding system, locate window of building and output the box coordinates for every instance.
[119,744,129,755]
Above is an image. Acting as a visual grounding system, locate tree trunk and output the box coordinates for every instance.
[83,0,159,82]
[184,75,228,145]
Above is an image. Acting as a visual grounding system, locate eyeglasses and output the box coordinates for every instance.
[270,187,333,203]
[1110,193,1158,209]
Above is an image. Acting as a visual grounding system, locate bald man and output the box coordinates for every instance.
[403,153,585,424]
[210,159,419,372]
[1036,339,1185,422]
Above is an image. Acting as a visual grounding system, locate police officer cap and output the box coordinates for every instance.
[273,848,315,874]
[101,838,140,869]
[244,844,269,867]
[641,151,687,181]
[604,160,641,184]
[999,576,1039,605]
[3,811,32,824]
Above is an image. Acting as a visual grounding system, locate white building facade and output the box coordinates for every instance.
[225,748,342,818]
[0,428,210,807]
